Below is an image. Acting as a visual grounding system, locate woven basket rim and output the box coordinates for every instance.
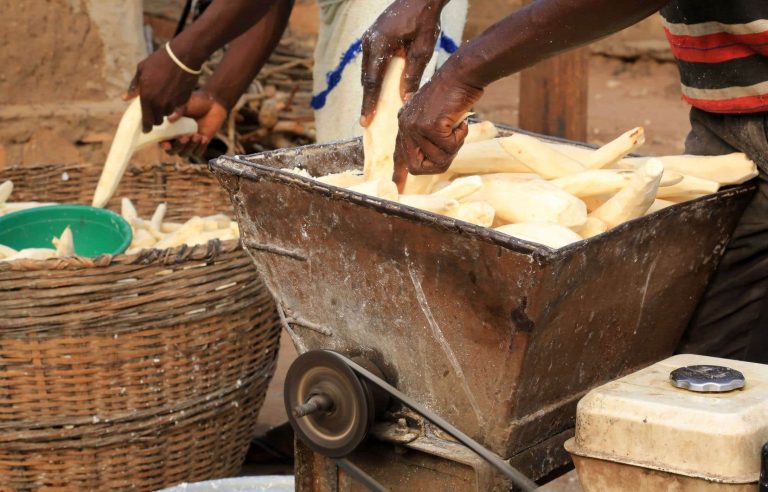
[0,238,242,271]
[3,161,206,173]
[0,162,241,271]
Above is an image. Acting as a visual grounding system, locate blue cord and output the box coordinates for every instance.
[311,39,363,110]
[311,33,459,110]
[439,32,458,54]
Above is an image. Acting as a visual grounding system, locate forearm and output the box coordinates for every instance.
[424,0,450,11]
[442,0,669,89]
[169,0,284,70]
[204,0,294,109]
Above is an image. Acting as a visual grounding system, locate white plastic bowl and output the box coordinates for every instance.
[157,476,295,492]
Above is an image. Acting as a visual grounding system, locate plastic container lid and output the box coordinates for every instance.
[566,354,768,484]
[156,476,294,492]
[0,205,132,257]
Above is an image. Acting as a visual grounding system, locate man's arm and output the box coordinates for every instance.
[445,0,668,89]
[164,0,294,156]
[170,0,286,72]
[128,0,287,132]
[204,0,293,110]
[392,0,670,184]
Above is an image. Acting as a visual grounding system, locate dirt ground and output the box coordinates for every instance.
[475,56,691,156]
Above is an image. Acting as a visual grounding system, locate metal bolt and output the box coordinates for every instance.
[294,393,333,418]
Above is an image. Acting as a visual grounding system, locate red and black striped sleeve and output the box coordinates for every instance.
[661,0,768,113]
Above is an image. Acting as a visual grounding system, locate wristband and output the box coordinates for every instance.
[165,43,202,75]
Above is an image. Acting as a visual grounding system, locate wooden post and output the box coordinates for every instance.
[518,48,589,142]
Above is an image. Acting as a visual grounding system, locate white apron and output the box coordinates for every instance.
[311,0,468,142]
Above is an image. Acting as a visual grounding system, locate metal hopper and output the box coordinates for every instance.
[211,129,754,486]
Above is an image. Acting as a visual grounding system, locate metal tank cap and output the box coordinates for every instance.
[669,365,746,393]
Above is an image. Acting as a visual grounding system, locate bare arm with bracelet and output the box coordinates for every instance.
[162,0,294,156]
[125,0,291,133]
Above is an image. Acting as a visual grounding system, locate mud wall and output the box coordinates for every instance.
[0,0,146,165]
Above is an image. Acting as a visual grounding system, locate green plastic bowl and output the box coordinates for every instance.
[0,205,132,257]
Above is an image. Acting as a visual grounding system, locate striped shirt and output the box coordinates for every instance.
[661,1,768,113]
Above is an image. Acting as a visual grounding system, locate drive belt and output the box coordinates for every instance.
[286,350,538,492]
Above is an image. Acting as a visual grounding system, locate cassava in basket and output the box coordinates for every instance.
[0,162,281,491]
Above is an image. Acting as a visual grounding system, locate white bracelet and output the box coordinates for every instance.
[165,42,202,75]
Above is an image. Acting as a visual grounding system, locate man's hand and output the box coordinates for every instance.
[393,73,482,188]
[161,90,228,157]
[360,0,447,127]
[123,41,200,133]
[389,0,669,189]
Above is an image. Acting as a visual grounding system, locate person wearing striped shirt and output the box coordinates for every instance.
[660,1,768,362]
[662,1,768,113]
[371,0,768,363]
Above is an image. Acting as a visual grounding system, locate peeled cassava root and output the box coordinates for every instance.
[0,182,70,261]
[316,170,365,188]
[449,139,531,175]
[347,178,399,202]
[617,154,757,185]
[447,201,495,227]
[297,94,757,249]
[465,120,499,143]
[590,159,664,228]
[0,180,12,204]
[0,225,75,262]
[121,199,239,255]
[574,217,608,239]
[92,97,198,208]
[53,227,75,257]
[550,169,682,197]
[2,248,57,262]
[478,178,587,227]
[0,180,56,217]
[495,223,583,249]
[362,57,405,183]
[497,133,585,179]
[582,127,645,169]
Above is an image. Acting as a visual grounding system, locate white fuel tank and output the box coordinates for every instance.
[565,354,768,491]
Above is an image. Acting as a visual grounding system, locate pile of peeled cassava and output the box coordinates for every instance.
[290,57,758,249]
[0,181,238,262]
[117,198,239,255]
[0,97,238,263]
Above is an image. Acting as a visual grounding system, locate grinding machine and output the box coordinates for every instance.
[210,126,759,490]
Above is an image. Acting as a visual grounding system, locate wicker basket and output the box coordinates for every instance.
[0,163,281,491]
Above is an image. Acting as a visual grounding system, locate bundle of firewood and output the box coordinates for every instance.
[200,36,316,157]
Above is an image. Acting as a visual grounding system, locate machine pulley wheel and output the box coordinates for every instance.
[284,350,375,458]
